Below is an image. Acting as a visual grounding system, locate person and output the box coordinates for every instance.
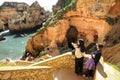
[84,55,95,77]
[5,57,11,64]
[91,43,103,66]
[20,51,33,61]
[4,57,16,66]
[78,39,86,53]
[71,39,86,75]
[83,43,103,78]
[27,54,34,61]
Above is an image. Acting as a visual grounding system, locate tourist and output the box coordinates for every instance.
[5,57,11,64]
[71,39,86,75]
[83,43,103,78]
[84,55,95,77]
[20,51,33,61]
[92,43,103,66]
[28,54,34,61]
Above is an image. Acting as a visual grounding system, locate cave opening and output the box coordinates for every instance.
[94,34,98,42]
[66,26,78,50]
[4,23,9,30]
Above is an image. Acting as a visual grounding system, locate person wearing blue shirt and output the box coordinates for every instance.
[92,43,103,66]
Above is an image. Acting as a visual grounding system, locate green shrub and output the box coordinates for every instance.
[37,0,77,32]
[0,61,16,66]
[106,17,114,25]
[106,15,120,25]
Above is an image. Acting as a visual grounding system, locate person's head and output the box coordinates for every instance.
[6,58,10,62]
[78,39,85,46]
[78,39,86,52]
[96,43,103,51]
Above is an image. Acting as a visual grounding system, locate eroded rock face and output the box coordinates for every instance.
[0,1,46,32]
[108,0,120,16]
[103,43,120,67]
[0,20,4,31]
[26,0,119,56]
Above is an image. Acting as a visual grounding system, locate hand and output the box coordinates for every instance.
[92,54,95,58]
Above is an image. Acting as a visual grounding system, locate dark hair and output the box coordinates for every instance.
[78,39,86,52]
[96,43,104,48]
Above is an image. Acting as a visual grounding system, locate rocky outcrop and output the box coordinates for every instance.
[0,2,28,9]
[25,0,120,58]
[108,0,120,16]
[0,35,5,41]
[0,20,4,31]
[102,18,120,67]
[104,22,120,47]
[103,44,120,67]
[0,1,47,32]
[30,1,41,8]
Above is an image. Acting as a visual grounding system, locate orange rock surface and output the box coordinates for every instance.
[26,0,120,56]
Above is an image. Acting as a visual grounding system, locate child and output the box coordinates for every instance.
[84,55,95,77]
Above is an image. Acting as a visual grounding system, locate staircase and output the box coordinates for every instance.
[1,52,119,80]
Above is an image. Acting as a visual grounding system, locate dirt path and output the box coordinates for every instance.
[104,63,120,80]
[55,68,89,80]
[94,60,120,80]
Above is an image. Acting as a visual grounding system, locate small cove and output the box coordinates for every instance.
[0,30,35,60]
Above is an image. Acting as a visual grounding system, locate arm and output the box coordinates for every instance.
[71,42,75,48]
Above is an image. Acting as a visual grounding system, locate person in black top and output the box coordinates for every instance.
[78,39,86,53]
[92,43,103,66]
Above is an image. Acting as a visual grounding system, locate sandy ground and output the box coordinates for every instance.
[54,57,120,80]
[54,68,89,80]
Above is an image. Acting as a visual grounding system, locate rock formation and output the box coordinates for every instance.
[26,0,118,56]
[0,20,4,31]
[103,43,120,67]
[0,35,6,41]
[0,1,48,32]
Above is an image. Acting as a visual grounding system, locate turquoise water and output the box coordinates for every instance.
[0,31,35,60]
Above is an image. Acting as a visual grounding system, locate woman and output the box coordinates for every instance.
[72,39,86,75]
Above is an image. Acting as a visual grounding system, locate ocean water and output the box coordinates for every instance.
[0,30,35,61]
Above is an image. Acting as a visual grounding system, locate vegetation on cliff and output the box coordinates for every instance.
[104,16,120,47]
[0,61,16,66]
[37,0,77,32]
[105,15,120,25]
[100,15,120,67]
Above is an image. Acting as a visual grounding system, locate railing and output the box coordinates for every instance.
[2,52,106,80]
[0,66,54,80]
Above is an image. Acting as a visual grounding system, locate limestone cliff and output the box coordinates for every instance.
[26,0,118,56]
[103,44,120,67]
[0,1,47,32]
[0,20,4,31]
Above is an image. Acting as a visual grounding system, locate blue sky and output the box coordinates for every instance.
[0,0,58,11]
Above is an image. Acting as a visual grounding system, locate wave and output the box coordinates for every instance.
[0,30,10,36]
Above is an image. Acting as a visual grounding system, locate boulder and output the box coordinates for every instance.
[0,35,6,41]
